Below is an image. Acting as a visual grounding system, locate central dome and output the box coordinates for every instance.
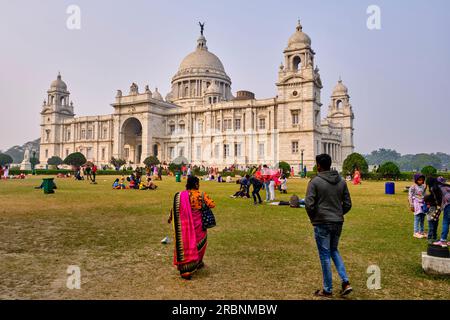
[178,36,225,73]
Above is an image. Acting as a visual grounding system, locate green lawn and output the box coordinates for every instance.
[0,175,448,300]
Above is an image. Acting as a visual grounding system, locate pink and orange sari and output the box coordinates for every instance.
[171,191,207,277]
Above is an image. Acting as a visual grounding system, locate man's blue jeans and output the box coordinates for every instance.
[439,205,450,241]
[314,223,349,293]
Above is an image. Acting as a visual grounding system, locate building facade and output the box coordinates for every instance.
[39,22,355,171]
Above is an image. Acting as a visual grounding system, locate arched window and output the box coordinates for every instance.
[184,87,189,97]
[153,144,158,157]
[336,100,343,109]
[293,56,301,71]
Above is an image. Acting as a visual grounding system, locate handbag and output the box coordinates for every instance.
[201,192,216,230]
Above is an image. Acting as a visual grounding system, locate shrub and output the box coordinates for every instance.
[110,157,126,169]
[47,156,63,166]
[342,153,369,176]
[143,156,160,167]
[64,152,87,167]
[421,166,437,176]
[378,161,401,180]
[0,153,13,166]
[277,161,291,178]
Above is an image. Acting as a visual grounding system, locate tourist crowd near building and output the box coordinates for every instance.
[39,21,355,173]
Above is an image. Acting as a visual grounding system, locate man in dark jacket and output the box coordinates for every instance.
[305,154,353,297]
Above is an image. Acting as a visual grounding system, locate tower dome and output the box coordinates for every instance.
[50,72,67,91]
[287,21,312,50]
[332,79,348,96]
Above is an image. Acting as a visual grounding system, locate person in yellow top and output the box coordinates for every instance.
[170,176,215,280]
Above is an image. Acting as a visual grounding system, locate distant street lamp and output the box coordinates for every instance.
[31,150,37,175]
[300,149,305,178]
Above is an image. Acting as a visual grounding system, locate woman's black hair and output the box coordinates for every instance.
[426,177,443,205]
[186,176,200,190]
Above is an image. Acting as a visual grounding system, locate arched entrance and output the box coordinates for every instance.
[121,117,143,164]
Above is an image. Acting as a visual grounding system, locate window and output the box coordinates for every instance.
[66,149,69,158]
[292,112,299,125]
[214,144,219,158]
[87,148,93,159]
[81,129,86,139]
[315,111,320,127]
[179,147,185,157]
[101,148,106,160]
[292,141,299,154]
[235,119,241,130]
[197,121,203,133]
[45,149,48,159]
[45,130,50,142]
[258,143,265,158]
[125,148,129,158]
[179,123,185,134]
[87,128,93,140]
[103,128,108,139]
[169,124,175,134]
[224,119,232,130]
[169,147,175,159]
[67,129,71,141]
[234,143,241,157]
[293,56,301,71]
[216,120,221,131]
[259,118,266,130]
[196,145,201,159]
[223,144,230,158]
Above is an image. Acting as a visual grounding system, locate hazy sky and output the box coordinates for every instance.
[1,0,449,154]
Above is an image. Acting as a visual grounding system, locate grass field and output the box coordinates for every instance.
[0,175,449,300]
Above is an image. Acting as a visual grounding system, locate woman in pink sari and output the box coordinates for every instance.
[352,168,361,185]
[170,176,215,280]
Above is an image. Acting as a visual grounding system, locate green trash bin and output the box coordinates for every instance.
[42,178,56,194]
[175,172,181,183]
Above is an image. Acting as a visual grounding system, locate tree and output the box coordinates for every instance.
[277,161,291,178]
[110,157,126,169]
[365,148,401,165]
[421,165,437,176]
[143,156,160,167]
[342,153,368,176]
[47,156,63,166]
[0,153,13,166]
[378,161,401,179]
[63,152,87,167]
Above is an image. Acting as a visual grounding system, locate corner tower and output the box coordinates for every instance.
[40,73,75,163]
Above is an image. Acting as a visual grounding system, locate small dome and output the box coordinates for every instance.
[205,82,220,94]
[332,79,348,96]
[153,87,163,101]
[287,21,311,50]
[50,73,67,91]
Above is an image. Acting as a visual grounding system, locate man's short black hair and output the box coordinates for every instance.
[316,154,332,171]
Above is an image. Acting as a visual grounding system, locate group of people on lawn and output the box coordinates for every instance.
[112,170,159,190]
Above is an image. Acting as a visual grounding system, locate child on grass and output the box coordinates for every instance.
[408,174,427,239]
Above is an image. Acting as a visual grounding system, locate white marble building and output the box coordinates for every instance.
[39,21,354,171]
